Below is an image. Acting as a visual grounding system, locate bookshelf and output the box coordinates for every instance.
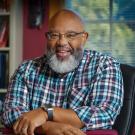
[0,0,23,128]
[0,1,10,93]
[0,0,23,95]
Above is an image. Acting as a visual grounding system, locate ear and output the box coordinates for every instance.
[82,32,89,46]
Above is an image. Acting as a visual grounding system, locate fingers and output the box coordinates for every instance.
[27,123,35,135]
[13,117,27,134]
[13,118,22,134]
[63,130,73,135]
[13,118,35,135]
[63,128,86,135]
[64,129,77,135]
[20,127,27,135]
[13,109,47,135]
[71,129,86,135]
[17,119,27,134]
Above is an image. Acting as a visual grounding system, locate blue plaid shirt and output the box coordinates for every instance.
[2,50,124,131]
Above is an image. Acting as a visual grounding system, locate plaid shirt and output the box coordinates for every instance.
[2,50,123,131]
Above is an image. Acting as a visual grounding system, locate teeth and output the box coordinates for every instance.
[57,50,69,52]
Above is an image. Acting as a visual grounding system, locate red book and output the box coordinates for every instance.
[0,21,9,47]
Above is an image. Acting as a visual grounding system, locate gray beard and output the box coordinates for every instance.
[46,49,83,74]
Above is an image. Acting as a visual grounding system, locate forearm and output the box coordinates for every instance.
[35,121,85,135]
[53,107,84,128]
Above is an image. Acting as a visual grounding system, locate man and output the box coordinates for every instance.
[2,9,123,135]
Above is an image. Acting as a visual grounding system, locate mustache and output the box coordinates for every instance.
[56,46,72,52]
[47,44,73,53]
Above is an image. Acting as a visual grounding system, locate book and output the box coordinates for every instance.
[0,0,10,12]
[0,18,9,47]
[0,52,9,88]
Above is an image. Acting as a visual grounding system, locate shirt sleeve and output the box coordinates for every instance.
[72,58,124,131]
[1,61,30,127]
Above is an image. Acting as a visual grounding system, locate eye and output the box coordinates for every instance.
[50,33,59,39]
[66,32,78,38]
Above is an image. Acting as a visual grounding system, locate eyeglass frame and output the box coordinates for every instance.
[45,31,86,41]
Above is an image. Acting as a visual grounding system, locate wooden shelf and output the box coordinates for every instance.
[0,89,7,93]
[0,12,10,16]
[0,47,10,51]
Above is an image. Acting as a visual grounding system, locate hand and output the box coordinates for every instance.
[41,122,86,135]
[13,108,47,135]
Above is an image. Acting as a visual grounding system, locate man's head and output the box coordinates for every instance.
[46,9,88,74]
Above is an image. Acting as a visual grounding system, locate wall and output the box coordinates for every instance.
[23,0,49,60]
[49,0,65,19]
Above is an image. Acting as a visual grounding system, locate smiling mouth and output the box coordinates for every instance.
[56,48,72,60]
[56,50,71,60]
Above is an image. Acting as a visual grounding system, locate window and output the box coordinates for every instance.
[65,0,135,66]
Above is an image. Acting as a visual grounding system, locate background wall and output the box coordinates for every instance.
[49,0,64,19]
[23,0,49,60]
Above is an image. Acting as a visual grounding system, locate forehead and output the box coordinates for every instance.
[49,11,84,32]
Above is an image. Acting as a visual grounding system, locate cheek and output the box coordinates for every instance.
[70,39,84,50]
[47,41,57,50]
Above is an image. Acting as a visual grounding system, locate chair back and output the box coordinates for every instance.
[113,64,135,135]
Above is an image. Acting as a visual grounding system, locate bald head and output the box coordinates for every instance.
[49,9,85,32]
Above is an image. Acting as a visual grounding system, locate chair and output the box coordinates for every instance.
[132,123,135,135]
[1,64,135,135]
[112,64,135,135]
[85,64,135,135]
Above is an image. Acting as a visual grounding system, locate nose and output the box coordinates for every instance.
[56,35,68,46]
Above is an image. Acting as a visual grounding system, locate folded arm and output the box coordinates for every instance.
[46,60,124,130]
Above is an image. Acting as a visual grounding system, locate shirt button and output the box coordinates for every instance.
[61,79,64,82]
[82,59,85,63]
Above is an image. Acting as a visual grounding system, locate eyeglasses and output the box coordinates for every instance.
[45,31,85,41]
